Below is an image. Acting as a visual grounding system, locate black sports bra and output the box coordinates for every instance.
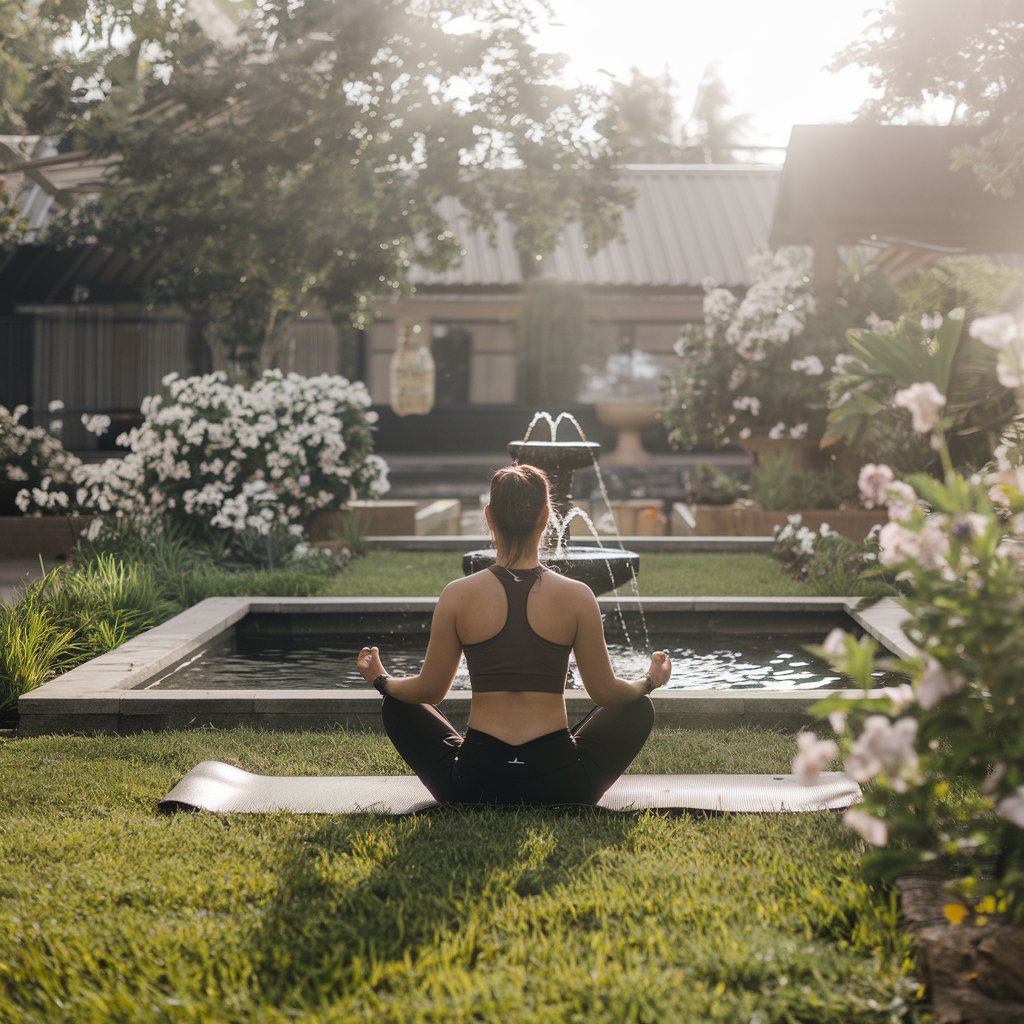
[462,566,572,694]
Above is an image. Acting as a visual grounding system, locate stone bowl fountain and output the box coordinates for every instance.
[462,416,640,596]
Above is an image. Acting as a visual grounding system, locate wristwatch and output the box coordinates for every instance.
[372,674,390,696]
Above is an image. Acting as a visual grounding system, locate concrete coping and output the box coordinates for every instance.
[19,595,915,727]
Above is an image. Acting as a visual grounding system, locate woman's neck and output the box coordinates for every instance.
[493,544,542,570]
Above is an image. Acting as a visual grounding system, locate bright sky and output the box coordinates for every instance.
[533,0,881,158]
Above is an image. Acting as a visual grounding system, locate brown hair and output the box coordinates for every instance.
[488,464,551,566]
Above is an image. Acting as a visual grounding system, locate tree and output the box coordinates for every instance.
[46,0,629,376]
[832,0,1024,196]
[597,64,749,165]
[0,0,194,135]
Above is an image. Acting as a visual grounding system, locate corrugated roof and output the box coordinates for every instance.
[410,165,781,290]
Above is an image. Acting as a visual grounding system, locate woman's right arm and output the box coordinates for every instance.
[571,589,671,705]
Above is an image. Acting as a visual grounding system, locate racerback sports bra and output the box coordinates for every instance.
[462,565,572,694]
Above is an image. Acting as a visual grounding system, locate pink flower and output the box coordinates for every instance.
[885,480,917,520]
[916,657,966,710]
[843,808,888,846]
[792,732,839,783]
[858,463,895,509]
[875,683,915,712]
[894,382,946,434]
[878,522,920,566]
[845,715,919,792]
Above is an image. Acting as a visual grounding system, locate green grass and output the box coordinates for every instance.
[323,551,808,597]
[0,727,924,1023]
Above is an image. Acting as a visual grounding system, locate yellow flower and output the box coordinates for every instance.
[943,903,968,925]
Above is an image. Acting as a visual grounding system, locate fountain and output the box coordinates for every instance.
[462,413,640,596]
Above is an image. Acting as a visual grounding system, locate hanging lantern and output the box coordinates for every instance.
[389,320,436,416]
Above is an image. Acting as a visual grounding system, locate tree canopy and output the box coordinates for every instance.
[832,0,1024,196]
[39,0,629,375]
[596,65,750,164]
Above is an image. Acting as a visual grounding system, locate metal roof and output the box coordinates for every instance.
[410,166,781,290]
[1,153,780,303]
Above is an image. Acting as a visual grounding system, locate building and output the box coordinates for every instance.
[0,143,779,456]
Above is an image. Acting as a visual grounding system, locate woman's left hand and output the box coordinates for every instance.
[357,645,385,684]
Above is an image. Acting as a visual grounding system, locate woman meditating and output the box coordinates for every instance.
[356,464,671,806]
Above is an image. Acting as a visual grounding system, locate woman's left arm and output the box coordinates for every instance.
[357,583,463,704]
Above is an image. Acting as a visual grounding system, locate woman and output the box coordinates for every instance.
[356,463,671,806]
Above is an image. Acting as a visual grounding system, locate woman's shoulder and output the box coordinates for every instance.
[540,569,595,600]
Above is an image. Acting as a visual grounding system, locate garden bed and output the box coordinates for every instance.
[678,505,887,541]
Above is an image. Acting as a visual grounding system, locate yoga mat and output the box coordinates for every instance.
[160,760,861,815]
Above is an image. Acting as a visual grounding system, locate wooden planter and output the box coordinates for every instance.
[684,505,887,541]
[0,516,97,560]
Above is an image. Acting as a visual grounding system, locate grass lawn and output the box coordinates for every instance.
[0,727,922,1023]
[324,550,808,597]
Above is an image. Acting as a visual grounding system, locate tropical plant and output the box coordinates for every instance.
[824,307,1017,474]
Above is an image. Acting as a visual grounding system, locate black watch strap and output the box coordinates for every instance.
[372,674,389,696]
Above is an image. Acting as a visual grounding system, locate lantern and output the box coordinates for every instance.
[389,320,436,416]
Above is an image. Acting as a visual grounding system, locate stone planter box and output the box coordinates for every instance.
[676,505,887,541]
[0,515,97,560]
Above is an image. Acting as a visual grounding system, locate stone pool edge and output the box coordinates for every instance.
[18,596,915,736]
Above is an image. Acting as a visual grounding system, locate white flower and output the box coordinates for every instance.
[996,787,1024,829]
[845,715,919,792]
[969,313,1018,351]
[822,628,847,659]
[790,355,824,376]
[864,313,896,335]
[49,420,63,434]
[843,808,888,846]
[47,399,65,413]
[732,395,761,416]
[11,404,28,423]
[858,463,895,509]
[788,422,808,439]
[828,711,847,735]
[81,414,112,436]
[768,421,786,439]
[920,313,943,332]
[916,656,966,710]
[792,731,838,783]
[5,466,28,481]
[893,382,946,434]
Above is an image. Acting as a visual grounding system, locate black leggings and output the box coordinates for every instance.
[381,695,655,807]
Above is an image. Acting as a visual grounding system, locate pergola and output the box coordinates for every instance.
[769,124,1024,299]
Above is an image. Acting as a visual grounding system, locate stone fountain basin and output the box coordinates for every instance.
[17,595,914,736]
[462,546,640,595]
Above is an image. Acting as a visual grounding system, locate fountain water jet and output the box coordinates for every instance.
[462,415,640,596]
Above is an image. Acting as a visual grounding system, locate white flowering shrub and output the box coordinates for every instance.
[801,377,1024,922]
[20,371,389,551]
[660,247,825,448]
[0,403,82,514]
